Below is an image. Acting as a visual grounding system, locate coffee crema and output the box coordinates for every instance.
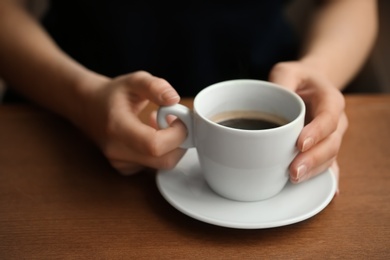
[210,110,289,130]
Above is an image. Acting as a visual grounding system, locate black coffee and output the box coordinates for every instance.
[217,118,282,130]
[210,110,288,130]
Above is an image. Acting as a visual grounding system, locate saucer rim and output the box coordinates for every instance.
[156,149,337,229]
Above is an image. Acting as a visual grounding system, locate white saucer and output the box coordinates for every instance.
[156,148,337,229]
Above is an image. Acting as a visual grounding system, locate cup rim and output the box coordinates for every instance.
[193,79,306,133]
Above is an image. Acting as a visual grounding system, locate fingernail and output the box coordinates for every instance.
[161,90,179,102]
[296,164,308,182]
[302,137,314,152]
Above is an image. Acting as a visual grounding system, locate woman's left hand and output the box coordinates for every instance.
[269,61,349,192]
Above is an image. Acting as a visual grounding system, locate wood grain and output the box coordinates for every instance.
[0,95,389,259]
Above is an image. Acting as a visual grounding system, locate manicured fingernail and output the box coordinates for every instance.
[302,137,314,152]
[161,90,179,102]
[296,164,307,182]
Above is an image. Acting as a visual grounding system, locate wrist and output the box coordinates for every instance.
[66,70,110,133]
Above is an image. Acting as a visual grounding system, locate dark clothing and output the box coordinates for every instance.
[5,0,298,101]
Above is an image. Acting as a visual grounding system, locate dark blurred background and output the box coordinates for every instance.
[0,0,388,100]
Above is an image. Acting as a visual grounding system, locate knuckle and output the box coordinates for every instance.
[273,61,302,74]
[270,62,290,77]
[145,77,169,93]
[273,62,291,72]
[319,112,338,135]
[269,62,288,78]
[121,74,136,85]
[328,138,341,158]
[122,70,149,85]
[328,114,339,133]
[332,130,344,154]
[316,136,341,166]
[132,70,150,79]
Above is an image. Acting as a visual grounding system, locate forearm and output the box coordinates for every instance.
[299,0,378,89]
[0,1,107,123]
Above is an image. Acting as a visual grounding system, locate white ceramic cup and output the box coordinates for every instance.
[157,79,305,201]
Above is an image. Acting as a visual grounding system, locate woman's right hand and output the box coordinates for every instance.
[77,71,188,175]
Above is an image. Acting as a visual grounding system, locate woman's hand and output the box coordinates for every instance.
[269,61,348,190]
[78,71,188,175]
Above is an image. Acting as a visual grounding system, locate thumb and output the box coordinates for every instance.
[268,62,303,92]
[127,71,181,106]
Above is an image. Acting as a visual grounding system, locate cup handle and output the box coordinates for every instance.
[157,104,194,149]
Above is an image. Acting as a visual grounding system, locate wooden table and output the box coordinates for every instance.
[0,94,389,259]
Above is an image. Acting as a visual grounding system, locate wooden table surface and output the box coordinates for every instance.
[0,94,389,259]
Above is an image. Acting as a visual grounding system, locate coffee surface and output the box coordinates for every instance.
[217,118,281,130]
[210,110,288,130]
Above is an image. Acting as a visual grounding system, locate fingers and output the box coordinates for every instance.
[298,108,342,153]
[269,62,306,91]
[271,62,343,151]
[105,117,187,159]
[270,63,345,153]
[297,81,345,153]
[269,61,348,186]
[149,110,177,130]
[99,71,185,175]
[290,112,348,183]
[102,111,187,175]
[110,147,187,176]
[122,71,180,106]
